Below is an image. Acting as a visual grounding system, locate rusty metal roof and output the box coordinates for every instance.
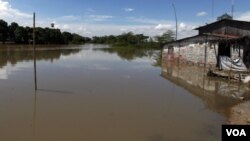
[204,33,240,39]
[164,33,243,47]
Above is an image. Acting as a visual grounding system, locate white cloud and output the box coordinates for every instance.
[44,16,81,27]
[0,68,7,79]
[0,0,198,39]
[51,15,79,21]
[178,29,197,39]
[120,28,128,32]
[154,22,197,38]
[124,8,134,12]
[196,11,207,17]
[52,22,197,39]
[62,24,70,30]
[236,11,250,21]
[155,24,173,30]
[88,15,114,21]
[58,23,156,37]
[126,16,171,25]
[0,0,32,25]
[0,62,32,80]
[178,22,197,38]
[179,22,187,29]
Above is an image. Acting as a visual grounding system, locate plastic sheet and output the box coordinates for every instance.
[219,56,248,72]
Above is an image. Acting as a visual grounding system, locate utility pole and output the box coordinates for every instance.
[231,0,234,19]
[172,3,178,41]
[212,0,214,20]
[172,3,180,76]
[33,12,37,91]
[33,13,36,47]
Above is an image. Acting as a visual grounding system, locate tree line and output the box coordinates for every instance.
[1,19,175,47]
[0,19,91,44]
[91,31,175,48]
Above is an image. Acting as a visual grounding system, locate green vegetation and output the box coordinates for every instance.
[0,19,175,48]
[0,19,90,44]
[91,30,175,48]
[100,47,154,61]
[99,46,162,67]
[0,48,81,68]
[0,20,8,44]
[154,30,175,46]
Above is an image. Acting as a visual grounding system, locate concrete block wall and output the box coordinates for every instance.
[163,43,217,67]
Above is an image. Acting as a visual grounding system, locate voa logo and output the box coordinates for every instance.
[226,129,247,137]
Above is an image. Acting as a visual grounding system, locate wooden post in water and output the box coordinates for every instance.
[33,12,37,91]
[202,42,206,94]
[204,36,208,70]
[204,43,207,69]
[231,0,235,19]
[32,91,37,141]
[229,44,232,80]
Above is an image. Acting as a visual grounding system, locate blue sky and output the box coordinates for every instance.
[1,0,250,38]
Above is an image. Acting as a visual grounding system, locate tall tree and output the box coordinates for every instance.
[72,33,85,44]
[155,30,175,45]
[62,32,73,44]
[8,22,19,41]
[14,26,28,43]
[0,19,8,44]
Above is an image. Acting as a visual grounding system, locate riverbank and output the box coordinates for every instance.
[0,44,227,141]
[230,101,250,124]
[161,51,250,124]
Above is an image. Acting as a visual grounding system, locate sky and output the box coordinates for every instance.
[1,0,250,39]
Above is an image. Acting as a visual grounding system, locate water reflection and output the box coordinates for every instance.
[1,44,246,141]
[161,51,250,122]
[0,47,81,69]
[98,47,161,63]
[32,91,37,141]
[0,46,81,80]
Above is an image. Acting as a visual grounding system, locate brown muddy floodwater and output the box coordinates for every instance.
[0,44,249,141]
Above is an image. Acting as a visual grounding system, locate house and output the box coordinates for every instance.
[196,19,250,37]
[164,15,250,70]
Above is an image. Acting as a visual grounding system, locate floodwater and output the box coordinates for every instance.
[0,44,249,141]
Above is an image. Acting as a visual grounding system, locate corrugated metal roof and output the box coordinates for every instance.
[164,34,243,47]
[205,33,240,39]
[195,19,250,30]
